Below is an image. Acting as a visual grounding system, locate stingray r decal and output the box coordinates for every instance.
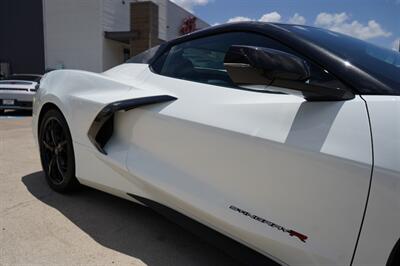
[229,205,308,243]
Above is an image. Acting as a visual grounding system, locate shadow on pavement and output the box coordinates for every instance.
[0,109,32,117]
[21,171,241,266]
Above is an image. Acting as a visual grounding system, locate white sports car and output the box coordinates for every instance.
[0,74,42,113]
[32,22,400,266]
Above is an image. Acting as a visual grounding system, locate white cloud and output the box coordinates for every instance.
[227,11,282,23]
[315,12,348,27]
[170,0,210,12]
[227,16,253,23]
[315,12,391,40]
[393,38,400,51]
[259,11,282,23]
[226,12,308,25]
[288,13,306,25]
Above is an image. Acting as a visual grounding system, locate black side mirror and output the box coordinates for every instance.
[224,45,354,101]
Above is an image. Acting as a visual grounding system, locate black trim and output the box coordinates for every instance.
[387,238,400,266]
[88,95,177,154]
[0,88,29,91]
[128,193,281,266]
[271,79,354,101]
[146,22,394,96]
[350,95,375,265]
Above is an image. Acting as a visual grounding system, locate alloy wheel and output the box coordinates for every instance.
[41,117,69,184]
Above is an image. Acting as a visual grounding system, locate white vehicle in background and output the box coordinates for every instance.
[32,22,400,266]
[0,74,42,114]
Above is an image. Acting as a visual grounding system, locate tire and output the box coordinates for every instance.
[39,109,80,192]
[0,109,4,115]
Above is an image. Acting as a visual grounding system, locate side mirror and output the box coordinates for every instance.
[224,45,354,101]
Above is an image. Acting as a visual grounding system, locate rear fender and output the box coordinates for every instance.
[37,67,176,149]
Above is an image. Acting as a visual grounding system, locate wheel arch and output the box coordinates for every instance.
[37,103,80,192]
[37,102,63,137]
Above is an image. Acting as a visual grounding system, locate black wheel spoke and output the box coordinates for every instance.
[56,156,65,176]
[42,140,54,152]
[50,121,57,146]
[58,140,67,151]
[41,117,69,185]
[48,156,55,177]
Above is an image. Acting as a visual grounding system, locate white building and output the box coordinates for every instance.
[42,0,209,73]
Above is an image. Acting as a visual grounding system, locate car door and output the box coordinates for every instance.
[120,32,372,265]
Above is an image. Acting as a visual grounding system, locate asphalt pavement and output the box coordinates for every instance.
[0,110,241,266]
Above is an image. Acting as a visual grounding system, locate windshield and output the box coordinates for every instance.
[282,25,400,90]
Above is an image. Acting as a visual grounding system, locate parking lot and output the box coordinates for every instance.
[0,112,241,266]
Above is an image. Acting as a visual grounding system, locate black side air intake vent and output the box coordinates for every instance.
[87,95,177,155]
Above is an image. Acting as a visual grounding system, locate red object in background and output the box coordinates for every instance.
[180,16,197,35]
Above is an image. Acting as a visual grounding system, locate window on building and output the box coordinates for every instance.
[123,48,130,62]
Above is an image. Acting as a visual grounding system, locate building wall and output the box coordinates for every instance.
[100,0,169,71]
[166,1,209,41]
[0,0,45,75]
[102,0,168,40]
[102,0,211,43]
[43,0,209,73]
[102,38,127,71]
[149,0,168,41]
[102,0,210,70]
[102,0,132,32]
[130,1,163,56]
[43,0,103,72]
[102,0,132,71]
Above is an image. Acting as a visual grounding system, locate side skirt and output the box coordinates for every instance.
[127,193,280,266]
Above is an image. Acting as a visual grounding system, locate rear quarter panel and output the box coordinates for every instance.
[32,64,173,202]
[33,64,154,147]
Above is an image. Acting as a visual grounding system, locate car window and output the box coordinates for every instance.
[153,31,348,92]
[159,44,234,87]
[182,48,226,70]
[127,45,161,64]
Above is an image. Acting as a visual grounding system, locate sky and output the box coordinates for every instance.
[170,0,400,50]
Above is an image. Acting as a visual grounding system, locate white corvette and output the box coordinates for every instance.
[32,22,400,266]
